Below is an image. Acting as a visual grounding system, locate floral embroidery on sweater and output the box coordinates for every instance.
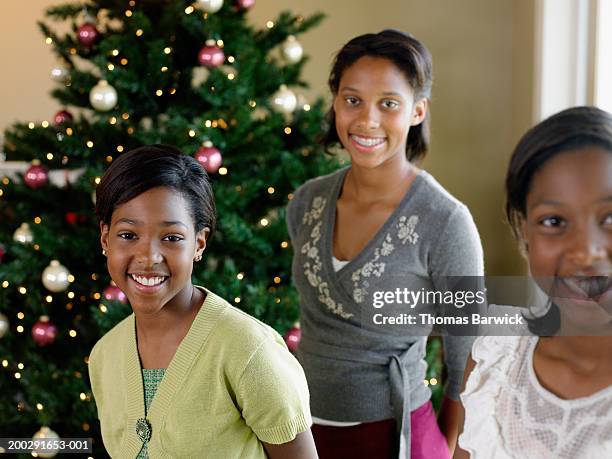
[350,216,420,303]
[301,198,353,319]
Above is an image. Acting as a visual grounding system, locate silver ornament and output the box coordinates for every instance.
[42,260,71,293]
[270,85,297,114]
[0,312,9,338]
[196,0,224,13]
[50,64,70,83]
[13,223,33,244]
[89,80,118,111]
[282,35,303,63]
[32,426,60,458]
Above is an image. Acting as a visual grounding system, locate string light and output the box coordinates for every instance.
[429,378,438,386]
[79,393,87,401]
[69,47,77,55]
[45,296,52,303]
[218,167,228,175]
[169,88,176,95]
[28,122,35,129]
[86,141,94,148]
[108,63,115,71]
[161,66,168,72]
[260,218,269,227]
[34,217,42,224]
[117,145,124,152]
[41,121,49,128]
[273,276,281,284]
[424,379,429,386]
[227,73,235,80]
[14,372,21,379]
[284,127,292,134]
[66,128,73,135]
[275,298,281,304]
[228,56,235,63]
[99,305,107,313]
[303,104,311,111]
[122,113,130,120]
[205,120,212,128]
[69,330,77,338]
[266,21,274,28]
[280,241,289,249]
[234,297,241,303]
[112,49,119,56]
[249,100,256,108]
[185,5,194,14]
[216,39,224,47]
[125,10,133,17]
[45,37,53,44]
[164,47,172,54]
[136,29,143,37]
[18,287,26,295]
[36,403,43,411]
[288,193,294,200]
[188,129,196,137]
[109,116,117,125]
[1,360,8,367]
[94,177,101,185]
[236,273,244,280]
[18,363,24,370]
[156,89,163,96]
[267,187,275,194]
[67,275,75,283]
[93,293,101,300]
[17,312,24,319]
[16,326,24,333]
[67,292,75,299]
[120,58,128,66]
[46,153,53,160]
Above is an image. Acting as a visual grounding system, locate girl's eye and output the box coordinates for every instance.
[382,100,399,109]
[118,232,135,240]
[163,235,184,242]
[539,216,565,228]
[344,96,359,106]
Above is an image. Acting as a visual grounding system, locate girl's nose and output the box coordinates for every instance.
[566,224,608,271]
[356,104,380,130]
[136,240,163,266]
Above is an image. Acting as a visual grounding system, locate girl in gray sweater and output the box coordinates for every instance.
[287,30,484,459]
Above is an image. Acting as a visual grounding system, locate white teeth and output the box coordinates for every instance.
[131,275,166,286]
[351,135,385,147]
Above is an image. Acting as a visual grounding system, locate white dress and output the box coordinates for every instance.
[458,336,612,458]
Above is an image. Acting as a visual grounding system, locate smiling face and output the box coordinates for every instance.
[100,186,208,315]
[522,146,612,330]
[332,56,427,169]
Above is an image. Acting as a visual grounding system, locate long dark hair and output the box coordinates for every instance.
[321,29,433,162]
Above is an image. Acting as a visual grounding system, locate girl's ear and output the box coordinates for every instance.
[100,222,110,254]
[410,98,428,126]
[194,227,210,261]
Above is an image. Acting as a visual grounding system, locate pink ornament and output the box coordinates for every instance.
[77,23,99,48]
[54,110,73,126]
[194,143,222,173]
[103,283,127,303]
[32,317,58,346]
[24,163,49,189]
[198,44,225,68]
[235,0,255,9]
[283,326,301,353]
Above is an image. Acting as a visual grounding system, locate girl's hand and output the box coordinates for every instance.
[451,353,477,459]
[263,430,318,459]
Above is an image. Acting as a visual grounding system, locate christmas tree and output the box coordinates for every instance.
[0,0,336,455]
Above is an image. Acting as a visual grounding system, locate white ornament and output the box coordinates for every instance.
[0,312,9,338]
[282,35,303,63]
[271,85,297,114]
[13,223,33,244]
[32,426,60,458]
[196,0,224,13]
[89,80,118,111]
[42,260,71,293]
[50,64,69,83]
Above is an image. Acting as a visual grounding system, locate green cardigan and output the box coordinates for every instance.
[88,288,311,458]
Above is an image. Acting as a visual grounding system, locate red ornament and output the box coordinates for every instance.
[235,0,255,9]
[198,44,225,68]
[77,23,99,48]
[103,283,128,304]
[65,212,78,225]
[0,244,5,263]
[32,316,58,346]
[54,110,73,126]
[283,326,301,353]
[24,163,49,189]
[194,142,222,173]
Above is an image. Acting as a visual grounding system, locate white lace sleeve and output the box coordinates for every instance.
[458,336,523,459]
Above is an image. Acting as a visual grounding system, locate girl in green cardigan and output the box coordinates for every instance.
[90,144,317,458]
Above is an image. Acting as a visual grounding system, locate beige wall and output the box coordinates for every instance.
[1,0,535,274]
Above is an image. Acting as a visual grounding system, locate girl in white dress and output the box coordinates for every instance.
[454,106,612,458]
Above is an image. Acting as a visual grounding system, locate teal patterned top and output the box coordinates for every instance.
[136,369,165,459]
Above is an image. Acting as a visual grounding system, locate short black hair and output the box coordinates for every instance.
[505,106,612,335]
[321,29,433,162]
[95,144,216,238]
